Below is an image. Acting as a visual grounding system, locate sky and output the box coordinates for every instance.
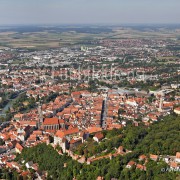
[0,0,180,25]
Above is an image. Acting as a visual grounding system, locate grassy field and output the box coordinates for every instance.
[0,27,180,50]
[0,31,103,49]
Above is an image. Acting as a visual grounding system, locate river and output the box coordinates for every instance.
[0,91,26,116]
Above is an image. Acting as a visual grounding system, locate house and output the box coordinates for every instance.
[150,154,158,161]
[107,124,122,130]
[133,121,139,127]
[169,162,180,170]
[27,134,37,143]
[60,138,69,153]
[171,84,180,89]
[78,156,86,164]
[14,113,24,121]
[136,164,146,171]
[175,152,180,163]
[11,162,22,171]
[17,125,33,141]
[56,128,79,139]
[15,143,23,154]
[174,107,180,115]
[117,146,126,154]
[21,171,31,179]
[64,127,79,139]
[0,156,8,165]
[6,142,14,150]
[54,127,80,152]
[25,161,33,169]
[71,91,82,99]
[97,176,104,180]
[54,132,69,153]
[147,113,158,121]
[126,161,136,168]
[139,155,147,161]
[19,121,37,128]
[54,130,65,145]
[93,132,104,143]
[163,156,171,164]
[0,133,10,141]
[87,127,102,134]
[126,99,138,107]
[32,163,39,171]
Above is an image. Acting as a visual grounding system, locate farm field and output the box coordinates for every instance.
[0,26,180,50]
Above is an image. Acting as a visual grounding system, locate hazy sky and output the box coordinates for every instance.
[0,0,180,25]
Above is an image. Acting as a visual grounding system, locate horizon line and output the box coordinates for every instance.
[0,23,180,27]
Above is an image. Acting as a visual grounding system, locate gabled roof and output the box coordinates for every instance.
[70,138,82,144]
[65,127,79,135]
[176,152,180,158]
[139,154,147,160]
[55,127,79,138]
[15,143,23,152]
[127,161,136,166]
[136,164,146,170]
[43,118,59,125]
[55,130,65,138]
[94,132,104,140]
[174,107,180,111]
[170,161,178,168]
[150,154,158,161]
[87,127,102,134]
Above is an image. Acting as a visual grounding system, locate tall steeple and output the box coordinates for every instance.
[51,59,55,84]
[158,95,164,112]
[37,102,43,129]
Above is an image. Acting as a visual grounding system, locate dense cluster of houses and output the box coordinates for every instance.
[126,153,180,172]
[0,39,179,178]
[0,86,179,177]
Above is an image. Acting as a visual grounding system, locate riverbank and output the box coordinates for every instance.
[0,91,26,122]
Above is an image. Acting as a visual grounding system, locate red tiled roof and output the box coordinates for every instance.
[176,152,180,158]
[15,143,23,152]
[174,107,180,111]
[21,171,30,176]
[136,164,146,171]
[19,121,36,126]
[127,161,136,166]
[70,138,82,144]
[170,162,178,168]
[33,131,43,135]
[94,132,104,140]
[150,154,158,161]
[107,124,122,130]
[14,113,24,119]
[139,154,147,160]
[59,119,65,124]
[43,118,59,125]
[55,130,65,138]
[55,127,79,138]
[87,127,102,134]
[65,127,79,135]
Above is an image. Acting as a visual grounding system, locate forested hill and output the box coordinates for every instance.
[5,114,180,180]
[135,115,180,155]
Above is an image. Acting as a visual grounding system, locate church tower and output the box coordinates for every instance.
[37,102,43,129]
[158,95,164,112]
